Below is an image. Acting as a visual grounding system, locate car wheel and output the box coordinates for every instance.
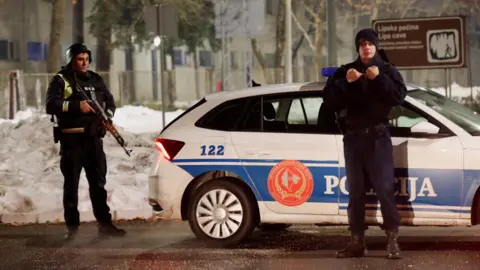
[474,191,480,225]
[257,223,291,231]
[187,179,257,247]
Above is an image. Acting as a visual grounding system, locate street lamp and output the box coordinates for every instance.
[153,36,162,47]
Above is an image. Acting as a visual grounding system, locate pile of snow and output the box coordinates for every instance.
[112,105,185,134]
[0,105,183,216]
[0,107,39,125]
[428,82,480,100]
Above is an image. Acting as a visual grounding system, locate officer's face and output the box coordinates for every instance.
[359,40,376,60]
[73,53,89,73]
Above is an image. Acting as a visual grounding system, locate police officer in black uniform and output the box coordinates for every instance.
[323,28,407,259]
[46,43,126,239]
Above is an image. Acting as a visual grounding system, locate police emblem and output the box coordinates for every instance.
[267,160,314,206]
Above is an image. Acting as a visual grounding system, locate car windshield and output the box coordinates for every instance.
[408,88,480,135]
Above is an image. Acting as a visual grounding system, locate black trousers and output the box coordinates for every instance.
[343,126,400,238]
[59,134,112,227]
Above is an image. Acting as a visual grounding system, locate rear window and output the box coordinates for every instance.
[160,98,206,134]
[195,98,249,131]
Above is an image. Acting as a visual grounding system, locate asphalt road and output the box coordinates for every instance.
[0,221,479,270]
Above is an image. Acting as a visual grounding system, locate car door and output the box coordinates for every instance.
[336,100,464,222]
[230,92,341,215]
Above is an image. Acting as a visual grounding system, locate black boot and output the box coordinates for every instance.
[386,231,401,259]
[64,226,78,240]
[336,236,368,258]
[98,222,127,237]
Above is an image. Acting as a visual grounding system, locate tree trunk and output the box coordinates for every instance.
[166,45,175,110]
[46,0,64,73]
[72,0,84,43]
[95,33,111,87]
[95,1,112,72]
[193,50,200,99]
[314,15,324,81]
[125,43,135,104]
[274,0,286,84]
[250,38,269,83]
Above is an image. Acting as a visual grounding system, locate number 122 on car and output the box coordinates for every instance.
[200,145,225,156]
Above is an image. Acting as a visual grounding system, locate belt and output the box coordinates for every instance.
[344,123,387,135]
[61,127,85,134]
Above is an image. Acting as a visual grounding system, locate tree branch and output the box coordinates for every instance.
[291,10,315,53]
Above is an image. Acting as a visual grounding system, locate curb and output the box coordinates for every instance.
[0,208,154,225]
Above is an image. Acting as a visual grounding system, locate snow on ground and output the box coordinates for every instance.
[0,105,183,217]
[112,105,185,134]
[428,82,480,100]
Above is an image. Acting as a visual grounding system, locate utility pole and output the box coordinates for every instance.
[285,0,293,83]
[72,0,84,43]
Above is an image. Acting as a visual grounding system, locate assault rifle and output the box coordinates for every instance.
[74,75,133,157]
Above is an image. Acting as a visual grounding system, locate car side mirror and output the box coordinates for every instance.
[410,121,440,134]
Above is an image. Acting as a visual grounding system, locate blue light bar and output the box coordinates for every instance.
[321,67,338,77]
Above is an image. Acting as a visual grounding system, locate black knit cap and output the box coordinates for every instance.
[355,28,379,52]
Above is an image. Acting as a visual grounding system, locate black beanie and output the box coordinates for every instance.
[355,28,379,52]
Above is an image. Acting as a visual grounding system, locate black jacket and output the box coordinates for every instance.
[323,54,407,130]
[45,67,116,134]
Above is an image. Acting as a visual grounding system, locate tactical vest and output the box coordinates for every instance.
[50,73,73,124]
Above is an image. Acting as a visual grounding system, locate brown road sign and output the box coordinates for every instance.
[372,16,467,69]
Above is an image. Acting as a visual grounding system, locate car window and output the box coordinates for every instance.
[195,99,248,131]
[287,99,306,124]
[388,104,446,137]
[389,106,427,128]
[287,97,322,125]
[240,95,339,134]
[408,89,480,135]
[267,101,280,120]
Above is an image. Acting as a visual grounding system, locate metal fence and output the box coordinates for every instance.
[0,66,319,119]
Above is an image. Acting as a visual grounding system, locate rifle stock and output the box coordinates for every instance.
[73,75,133,157]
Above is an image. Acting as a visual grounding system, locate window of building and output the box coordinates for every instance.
[0,39,19,61]
[266,0,276,15]
[27,42,44,61]
[173,49,187,65]
[231,51,239,70]
[199,50,213,67]
[0,40,8,60]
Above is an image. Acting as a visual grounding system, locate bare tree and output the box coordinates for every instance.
[249,0,288,84]
[45,0,65,73]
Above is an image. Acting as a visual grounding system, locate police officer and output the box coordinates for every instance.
[323,28,407,259]
[46,43,126,239]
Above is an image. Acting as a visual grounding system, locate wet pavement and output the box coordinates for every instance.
[0,220,479,270]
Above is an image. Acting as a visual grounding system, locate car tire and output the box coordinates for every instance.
[257,223,291,231]
[187,179,257,248]
[474,191,480,225]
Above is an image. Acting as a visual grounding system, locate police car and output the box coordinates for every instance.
[148,68,480,247]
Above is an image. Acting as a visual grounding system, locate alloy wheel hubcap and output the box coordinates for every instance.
[196,189,244,239]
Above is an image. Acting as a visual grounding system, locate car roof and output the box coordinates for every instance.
[204,81,424,103]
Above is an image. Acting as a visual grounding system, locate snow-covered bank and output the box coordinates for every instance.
[428,82,480,100]
[0,105,183,224]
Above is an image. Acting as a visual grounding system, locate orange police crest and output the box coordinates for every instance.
[267,160,314,206]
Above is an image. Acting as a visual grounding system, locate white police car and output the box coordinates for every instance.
[148,68,480,247]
